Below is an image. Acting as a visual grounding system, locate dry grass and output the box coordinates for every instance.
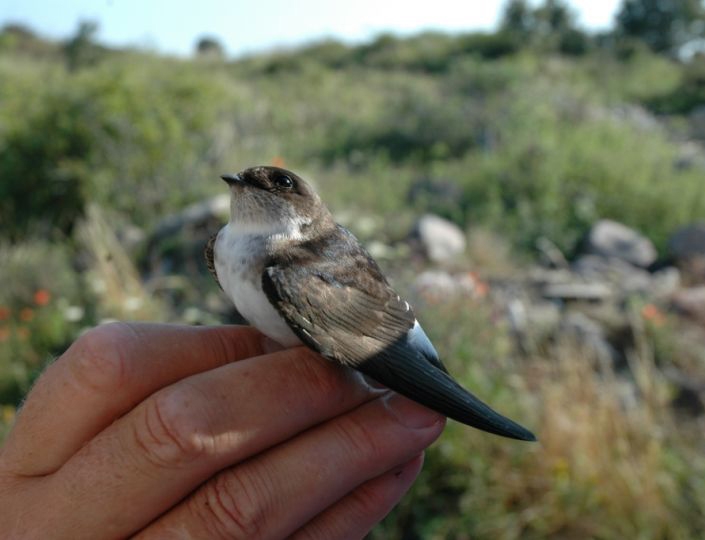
[76,204,165,322]
[373,299,705,539]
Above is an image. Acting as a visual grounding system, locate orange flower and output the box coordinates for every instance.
[0,306,9,321]
[0,327,9,342]
[641,303,665,326]
[17,327,30,340]
[34,289,51,306]
[19,308,34,322]
[272,156,285,168]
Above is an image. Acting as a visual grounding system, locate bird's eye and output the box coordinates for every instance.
[275,175,294,190]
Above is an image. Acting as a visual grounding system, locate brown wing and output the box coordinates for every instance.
[262,264,415,365]
[261,262,536,441]
[204,232,222,290]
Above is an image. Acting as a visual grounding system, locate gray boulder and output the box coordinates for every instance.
[669,223,705,284]
[411,214,466,263]
[672,286,705,322]
[572,255,652,294]
[412,270,478,301]
[583,219,657,268]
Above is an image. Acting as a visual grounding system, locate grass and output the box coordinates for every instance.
[371,299,705,539]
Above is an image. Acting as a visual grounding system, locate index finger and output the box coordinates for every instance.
[0,322,271,476]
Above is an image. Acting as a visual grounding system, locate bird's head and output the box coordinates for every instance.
[221,166,333,241]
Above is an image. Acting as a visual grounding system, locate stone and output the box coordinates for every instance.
[559,312,618,365]
[664,366,705,415]
[410,214,466,263]
[506,298,562,355]
[651,267,681,298]
[412,270,479,302]
[583,219,657,268]
[151,194,230,242]
[672,286,705,322]
[668,222,705,284]
[689,105,705,140]
[674,141,705,171]
[536,236,569,269]
[669,222,705,260]
[572,255,652,294]
[542,281,613,301]
[145,194,230,281]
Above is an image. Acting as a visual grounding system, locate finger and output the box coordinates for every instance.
[291,453,424,540]
[1,322,268,475]
[137,395,444,540]
[33,349,379,540]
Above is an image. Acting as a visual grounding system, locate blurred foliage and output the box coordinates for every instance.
[647,54,705,113]
[64,20,103,71]
[2,6,705,537]
[370,300,705,540]
[195,35,225,60]
[0,241,85,403]
[616,0,705,54]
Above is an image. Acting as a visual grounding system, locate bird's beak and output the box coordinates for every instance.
[220,173,242,186]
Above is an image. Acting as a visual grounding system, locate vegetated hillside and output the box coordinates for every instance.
[2,24,704,249]
[2,18,705,539]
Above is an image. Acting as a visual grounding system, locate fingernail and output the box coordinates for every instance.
[384,393,444,429]
[362,374,388,390]
[261,336,285,354]
[392,453,425,479]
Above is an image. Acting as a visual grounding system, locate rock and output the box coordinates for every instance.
[669,222,705,259]
[412,270,479,302]
[366,240,394,260]
[542,281,613,301]
[145,194,230,280]
[527,266,576,286]
[651,267,681,298]
[689,105,705,141]
[583,219,657,268]
[506,298,562,355]
[674,141,705,171]
[587,104,662,134]
[668,222,705,284]
[664,366,705,415]
[560,312,618,365]
[410,214,466,263]
[151,194,230,242]
[610,104,662,134]
[536,236,569,269]
[572,255,652,294]
[672,286,705,322]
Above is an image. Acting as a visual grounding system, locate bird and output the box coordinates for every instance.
[205,166,536,441]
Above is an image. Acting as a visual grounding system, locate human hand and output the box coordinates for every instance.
[0,323,445,539]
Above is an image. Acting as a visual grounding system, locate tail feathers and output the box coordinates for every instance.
[357,345,536,442]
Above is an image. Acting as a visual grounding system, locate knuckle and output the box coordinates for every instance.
[348,479,389,521]
[132,386,211,469]
[194,471,270,539]
[334,412,383,464]
[66,322,136,393]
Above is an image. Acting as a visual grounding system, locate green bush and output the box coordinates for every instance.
[0,241,85,404]
[0,57,234,238]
